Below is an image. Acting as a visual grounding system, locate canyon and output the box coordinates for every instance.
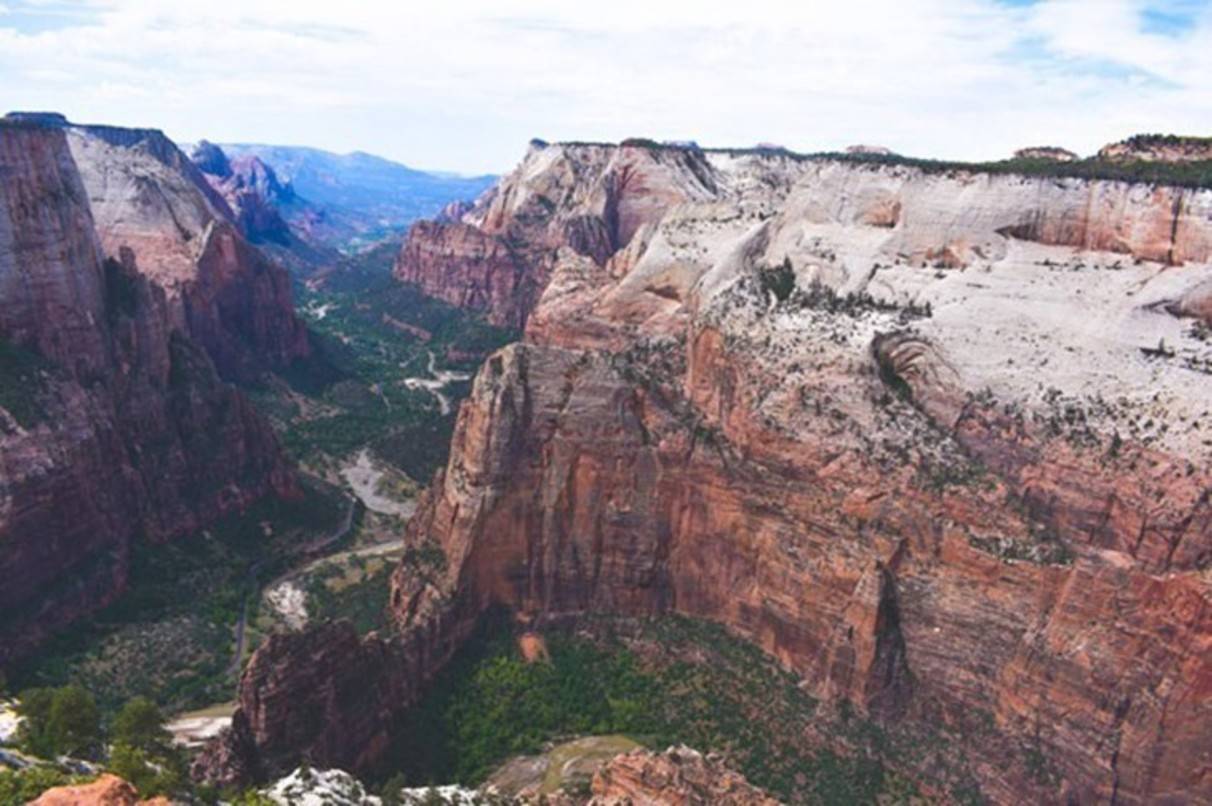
[207,139,1212,803]
[0,113,306,665]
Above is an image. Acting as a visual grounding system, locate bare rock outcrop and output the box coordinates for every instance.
[1098,133,1212,163]
[65,123,309,380]
[588,746,781,805]
[189,140,338,275]
[28,774,169,806]
[1013,146,1078,161]
[845,144,895,156]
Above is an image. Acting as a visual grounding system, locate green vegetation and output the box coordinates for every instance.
[9,479,346,715]
[16,685,101,759]
[384,615,917,804]
[107,738,187,799]
[0,337,51,428]
[4,688,187,804]
[759,258,796,302]
[304,557,396,635]
[111,697,171,751]
[0,767,95,806]
[826,150,1212,190]
[255,250,514,483]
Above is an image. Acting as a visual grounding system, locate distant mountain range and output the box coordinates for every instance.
[219,143,495,254]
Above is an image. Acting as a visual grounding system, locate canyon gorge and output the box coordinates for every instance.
[204,138,1212,804]
[5,119,1212,804]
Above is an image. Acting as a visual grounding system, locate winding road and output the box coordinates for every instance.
[226,482,359,678]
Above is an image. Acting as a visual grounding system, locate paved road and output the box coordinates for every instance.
[226,481,359,678]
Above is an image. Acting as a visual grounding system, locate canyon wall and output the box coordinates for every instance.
[189,141,340,276]
[216,142,1212,802]
[0,116,304,663]
[395,142,1212,331]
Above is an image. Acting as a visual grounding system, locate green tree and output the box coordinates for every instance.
[46,685,101,759]
[107,741,186,799]
[112,697,169,753]
[15,687,57,757]
[379,772,408,806]
[0,766,86,805]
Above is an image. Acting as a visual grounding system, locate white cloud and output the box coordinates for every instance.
[0,0,1210,173]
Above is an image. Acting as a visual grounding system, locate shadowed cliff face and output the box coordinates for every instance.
[0,118,301,663]
[214,142,1212,803]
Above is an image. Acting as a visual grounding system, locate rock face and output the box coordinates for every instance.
[216,143,496,256]
[396,142,1212,334]
[845,144,896,156]
[1099,134,1212,163]
[214,141,1212,803]
[28,773,169,806]
[190,140,340,275]
[394,141,721,329]
[0,115,301,663]
[589,746,781,805]
[192,612,474,787]
[192,140,295,243]
[1013,146,1078,161]
[61,123,310,380]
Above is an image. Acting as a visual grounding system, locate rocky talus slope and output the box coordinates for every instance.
[210,141,1212,803]
[0,115,305,663]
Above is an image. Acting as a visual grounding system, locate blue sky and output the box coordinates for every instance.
[0,0,1209,174]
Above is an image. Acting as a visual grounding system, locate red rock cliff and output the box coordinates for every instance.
[66,121,309,380]
[215,141,1212,803]
[0,117,298,663]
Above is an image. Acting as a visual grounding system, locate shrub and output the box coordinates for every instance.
[0,766,91,806]
[106,741,186,799]
[759,258,796,302]
[111,697,170,753]
[47,685,101,759]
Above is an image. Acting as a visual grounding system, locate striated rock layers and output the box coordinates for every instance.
[214,141,1212,803]
[394,141,722,329]
[0,115,304,664]
[62,122,310,380]
[588,746,781,806]
[396,141,1212,331]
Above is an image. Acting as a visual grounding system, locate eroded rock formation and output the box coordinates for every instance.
[1099,134,1212,163]
[190,140,339,275]
[0,115,302,663]
[213,140,1212,803]
[28,773,170,806]
[394,141,721,329]
[588,746,781,806]
[1013,146,1078,161]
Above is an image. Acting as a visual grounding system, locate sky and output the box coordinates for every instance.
[0,0,1210,175]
